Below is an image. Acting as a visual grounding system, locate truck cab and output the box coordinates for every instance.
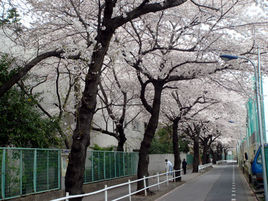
[251,146,264,185]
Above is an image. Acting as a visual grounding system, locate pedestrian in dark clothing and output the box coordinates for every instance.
[182,159,187,174]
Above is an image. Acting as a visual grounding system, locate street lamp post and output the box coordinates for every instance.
[220,52,268,201]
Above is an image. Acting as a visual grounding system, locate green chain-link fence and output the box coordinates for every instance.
[83,150,139,183]
[1,148,139,200]
[0,148,61,200]
[186,154,193,165]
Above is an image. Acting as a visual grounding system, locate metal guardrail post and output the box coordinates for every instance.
[143,176,147,196]
[66,192,69,201]
[128,179,132,201]
[166,172,169,185]
[104,185,108,201]
[157,172,160,190]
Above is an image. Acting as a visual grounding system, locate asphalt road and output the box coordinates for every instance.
[156,165,257,201]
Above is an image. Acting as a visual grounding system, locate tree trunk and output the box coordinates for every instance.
[210,148,217,164]
[137,85,162,193]
[202,145,209,165]
[224,150,227,160]
[172,118,181,182]
[65,30,114,200]
[116,126,127,151]
[192,135,199,173]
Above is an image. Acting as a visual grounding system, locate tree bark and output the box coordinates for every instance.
[137,84,163,193]
[172,118,181,182]
[117,126,127,151]
[57,126,70,149]
[65,29,114,199]
[192,135,200,173]
[0,50,65,97]
[202,145,209,165]
[210,148,217,164]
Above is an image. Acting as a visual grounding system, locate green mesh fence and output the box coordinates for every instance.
[83,150,138,184]
[0,148,60,200]
[246,75,266,144]
[0,148,138,199]
[186,154,193,165]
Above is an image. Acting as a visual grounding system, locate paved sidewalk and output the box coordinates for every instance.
[80,169,204,201]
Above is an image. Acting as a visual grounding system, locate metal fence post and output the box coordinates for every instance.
[33,149,37,192]
[98,152,100,179]
[110,152,112,179]
[157,172,160,190]
[130,153,132,175]
[166,171,169,185]
[114,152,116,178]
[123,152,125,176]
[47,151,49,190]
[20,149,23,195]
[1,149,6,199]
[118,153,121,177]
[104,152,106,179]
[66,192,69,201]
[143,176,147,196]
[104,185,108,201]
[128,179,132,201]
[91,152,94,182]
[58,150,61,189]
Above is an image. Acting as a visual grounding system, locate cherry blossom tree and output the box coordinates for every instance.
[210,141,224,163]
[161,83,218,180]
[92,64,142,151]
[122,0,251,190]
[18,59,78,149]
[199,124,221,164]
[183,120,208,172]
[0,0,267,198]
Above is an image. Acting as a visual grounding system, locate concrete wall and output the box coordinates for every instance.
[148,153,187,174]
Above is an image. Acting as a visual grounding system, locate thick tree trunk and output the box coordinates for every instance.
[172,119,181,182]
[65,30,114,200]
[117,126,127,151]
[192,136,199,173]
[137,85,162,193]
[202,145,209,165]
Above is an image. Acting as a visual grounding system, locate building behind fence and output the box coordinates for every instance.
[0,148,139,200]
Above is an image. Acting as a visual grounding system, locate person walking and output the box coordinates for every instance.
[182,159,187,174]
[165,159,173,175]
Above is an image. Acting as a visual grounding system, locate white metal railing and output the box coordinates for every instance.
[198,163,212,171]
[216,160,225,164]
[50,169,182,201]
